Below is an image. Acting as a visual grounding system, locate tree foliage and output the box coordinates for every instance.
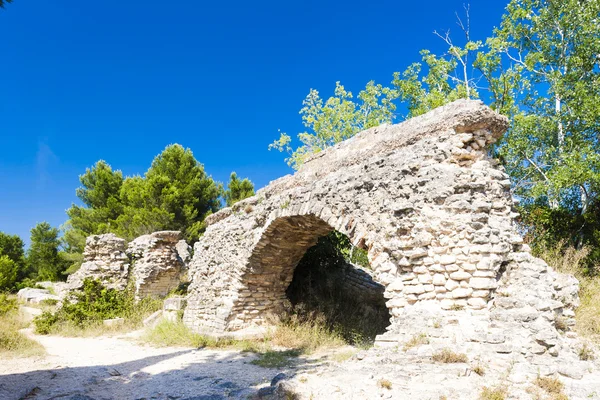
[0,255,18,291]
[63,144,224,271]
[28,222,66,282]
[224,172,255,206]
[271,0,600,269]
[0,232,26,281]
[0,0,13,9]
[269,81,399,169]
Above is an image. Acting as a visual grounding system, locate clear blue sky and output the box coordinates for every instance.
[0,0,507,245]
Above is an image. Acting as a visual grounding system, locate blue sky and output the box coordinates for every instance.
[0,0,508,245]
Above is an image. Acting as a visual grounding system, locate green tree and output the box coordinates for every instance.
[269,81,399,169]
[63,160,124,271]
[28,222,65,281]
[0,232,27,280]
[0,0,13,9]
[141,144,221,240]
[0,255,18,291]
[490,0,600,216]
[224,172,255,206]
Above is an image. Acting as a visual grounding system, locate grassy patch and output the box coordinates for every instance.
[250,349,301,368]
[140,318,264,351]
[432,348,468,363]
[537,243,600,341]
[0,295,45,358]
[479,387,506,400]
[271,312,346,352]
[403,333,429,351]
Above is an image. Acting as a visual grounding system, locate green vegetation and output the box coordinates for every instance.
[286,231,389,347]
[271,0,600,274]
[28,222,67,282]
[0,293,45,357]
[224,172,254,207]
[33,279,161,336]
[0,0,13,9]
[250,350,301,368]
[0,144,256,289]
[537,242,600,341]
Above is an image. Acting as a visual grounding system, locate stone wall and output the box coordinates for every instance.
[67,233,130,291]
[127,231,187,299]
[66,231,188,299]
[183,100,577,340]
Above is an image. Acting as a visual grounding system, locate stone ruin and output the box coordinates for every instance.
[66,231,190,299]
[66,100,599,396]
[183,99,576,337]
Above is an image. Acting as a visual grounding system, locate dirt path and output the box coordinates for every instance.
[0,330,299,400]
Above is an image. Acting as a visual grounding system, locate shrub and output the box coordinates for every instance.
[0,255,18,292]
[432,348,468,363]
[0,293,17,315]
[33,278,161,335]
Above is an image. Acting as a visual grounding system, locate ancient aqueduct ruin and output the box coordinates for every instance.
[64,100,598,376]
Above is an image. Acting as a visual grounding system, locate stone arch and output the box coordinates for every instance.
[183,100,516,337]
[224,206,384,331]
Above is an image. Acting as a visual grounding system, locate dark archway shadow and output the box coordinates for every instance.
[285,231,391,346]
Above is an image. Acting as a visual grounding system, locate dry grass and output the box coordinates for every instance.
[479,386,506,400]
[579,343,595,361]
[537,243,600,341]
[530,376,568,400]
[403,333,429,351]
[472,364,485,376]
[377,378,392,390]
[432,348,468,363]
[535,376,564,394]
[0,298,45,358]
[270,313,346,353]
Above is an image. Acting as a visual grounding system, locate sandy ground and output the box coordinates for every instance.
[0,330,303,400]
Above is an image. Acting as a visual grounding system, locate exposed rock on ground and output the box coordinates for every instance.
[17,288,60,304]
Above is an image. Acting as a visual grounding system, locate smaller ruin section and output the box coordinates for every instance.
[127,231,187,299]
[67,233,130,291]
[66,231,188,300]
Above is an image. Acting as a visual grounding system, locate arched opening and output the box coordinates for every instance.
[228,214,391,345]
[285,231,391,345]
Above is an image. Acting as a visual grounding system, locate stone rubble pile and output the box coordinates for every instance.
[66,233,130,291]
[66,231,188,299]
